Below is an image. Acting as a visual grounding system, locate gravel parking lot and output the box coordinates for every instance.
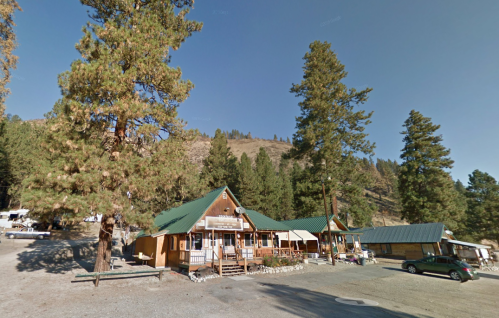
[1,234,498,318]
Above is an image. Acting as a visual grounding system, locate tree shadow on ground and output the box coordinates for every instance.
[16,238,124,274]
[257,282,433,318]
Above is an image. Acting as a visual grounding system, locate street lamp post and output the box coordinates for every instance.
[321,177,335,266]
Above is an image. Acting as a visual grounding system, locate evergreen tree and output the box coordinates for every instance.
[273,134,277,141]
[289,41,376,227]
[237,152,259,209]
[398,110,465,229]
[278,159,294,220]
[200,128,238,190]
[0,0,21,117]
[0,117,44,209]
[22,0,203,272]
[290,162,323,218]
[286,137,290,144]
[254,147,280,218]
[465,170,499,245]
[247,132,252,139]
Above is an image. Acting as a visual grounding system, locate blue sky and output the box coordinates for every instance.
[6,0,499,184]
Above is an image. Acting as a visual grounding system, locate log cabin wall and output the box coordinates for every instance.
[365,243,442,260]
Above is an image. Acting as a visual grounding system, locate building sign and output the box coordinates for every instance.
[205,216,243,231]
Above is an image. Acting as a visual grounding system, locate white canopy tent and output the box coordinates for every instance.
[275,230,319,251]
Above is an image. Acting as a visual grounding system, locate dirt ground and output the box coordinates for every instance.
[1,230,498,318]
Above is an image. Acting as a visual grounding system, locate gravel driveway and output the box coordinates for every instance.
[1,235,498,318]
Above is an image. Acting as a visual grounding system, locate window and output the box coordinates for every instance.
[170,236,177,251]
[436,257,449,264]
[224,234,235,246]
[422,257,436,263]
[244,234,254,247]
[261,234,269,247]
[421,244,436,256]
[208,233,217,248]
[186,233,203,251]
[381,244,392,254]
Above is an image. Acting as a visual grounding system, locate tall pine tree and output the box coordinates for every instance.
[23,0,203,272]
[465,170,499,245]
[200,128,238,190]
[236,152,259,210]
[277,159,294,220]
[289,41,376,227]
[254,147,280,218]
[398,110,464,229]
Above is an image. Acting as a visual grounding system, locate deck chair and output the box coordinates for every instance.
[223,246,236,260]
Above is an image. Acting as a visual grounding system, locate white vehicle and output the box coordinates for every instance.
[0,209,31,228]
[5,227,51,240]
[84,214,102,222]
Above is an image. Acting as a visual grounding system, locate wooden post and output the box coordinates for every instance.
[244,258,247,275]
[188,233,192,265]
[288,231,291,257]
[271,231,274,256]
[212,229,215,268]
[95,275,100,287]
[234,230,238,259]
[219,258,222,276]
[357,235,362,253]
[159,270,163,281]
[318,233,322,254]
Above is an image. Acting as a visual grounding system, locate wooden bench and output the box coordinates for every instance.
[75,269,170,287]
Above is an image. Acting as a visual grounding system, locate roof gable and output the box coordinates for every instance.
[144,186,236,236]
[356,223,446,244]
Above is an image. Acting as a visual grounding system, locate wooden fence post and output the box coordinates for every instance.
[244,258,247,275]
[95,274,100,287]
[219,258,222,276]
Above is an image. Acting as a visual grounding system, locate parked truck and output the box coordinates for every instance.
[5,227,50,240]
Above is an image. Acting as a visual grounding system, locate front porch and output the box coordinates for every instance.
[178,247,300,273]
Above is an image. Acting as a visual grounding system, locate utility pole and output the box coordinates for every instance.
[322,178,335,266]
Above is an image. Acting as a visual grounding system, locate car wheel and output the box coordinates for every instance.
[9,234,14,239]
[37,235,44,240]
[450,270,463,282]
[407,265,417,274]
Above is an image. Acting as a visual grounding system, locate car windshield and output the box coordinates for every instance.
[453,260,472,268]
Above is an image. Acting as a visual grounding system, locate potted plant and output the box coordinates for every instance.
[302,253,309,264]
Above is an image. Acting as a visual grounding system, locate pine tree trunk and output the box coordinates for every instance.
[94,216,115,272]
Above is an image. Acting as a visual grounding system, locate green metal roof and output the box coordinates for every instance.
[350,223,447,244]
[140,186,232,237]
[280,215,349,233]
[245,210,293,231]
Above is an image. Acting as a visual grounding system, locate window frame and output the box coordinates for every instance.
[244,233,254,247]
[381,243,392,254]
[261,234,269,247]
[170,236,177,251]
[186,232,203,251]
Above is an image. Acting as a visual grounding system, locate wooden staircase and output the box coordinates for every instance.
[215,263,245,277]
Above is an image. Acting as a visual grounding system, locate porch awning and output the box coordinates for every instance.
[446,239,491,249]
[275,230,319,250]
[292,230,319,242]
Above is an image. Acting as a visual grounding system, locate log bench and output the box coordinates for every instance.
[75,269,171,287]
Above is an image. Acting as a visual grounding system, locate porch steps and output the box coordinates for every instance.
[216,264,245,277]
[309,258,332,266]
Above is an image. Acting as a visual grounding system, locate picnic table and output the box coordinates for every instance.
[133,254,152,265]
